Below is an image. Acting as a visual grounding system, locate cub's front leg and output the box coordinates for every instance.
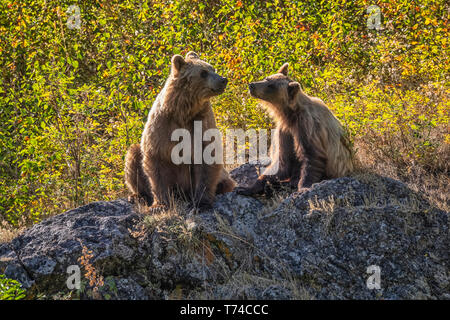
[297,155,327,191]
[236,126,297,196]
[191,163,222,210]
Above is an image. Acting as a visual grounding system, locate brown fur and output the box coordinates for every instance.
[236,63,354,195]
[124,143,153,205]
[125,52,236,210]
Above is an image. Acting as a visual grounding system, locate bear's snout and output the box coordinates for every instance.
[213,76,228,93]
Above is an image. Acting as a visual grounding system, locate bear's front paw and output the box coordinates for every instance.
[235,183,264,196]
[234,186,254,196]
[236,179,266,196]
[128,194,152,207]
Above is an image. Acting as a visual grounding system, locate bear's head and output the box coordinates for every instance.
[248,63,301,109]
[170,51,228,100]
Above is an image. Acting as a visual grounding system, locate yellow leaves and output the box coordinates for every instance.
[424,18,438,26]
[2,0,449,227]
[401,62,415,76]
[138,9,147,22]
[78,245,104,291]
[445,134,450,145]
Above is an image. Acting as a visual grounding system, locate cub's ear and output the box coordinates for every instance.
[278,63,289,76]
[185,51,199,60]
[288,82,300,101]
[171,54,186,75]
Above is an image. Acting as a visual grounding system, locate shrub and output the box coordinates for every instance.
[0,0,448,225]
[0,274,26,300]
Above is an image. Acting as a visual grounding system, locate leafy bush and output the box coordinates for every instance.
[0,274,26,300]
[0,0,448,226]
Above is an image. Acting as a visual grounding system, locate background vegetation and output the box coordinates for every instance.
[0,274,26,299]
[0,0,448,229]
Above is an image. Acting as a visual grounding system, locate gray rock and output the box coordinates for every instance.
[229,162,266,188]
[0,165,448,300]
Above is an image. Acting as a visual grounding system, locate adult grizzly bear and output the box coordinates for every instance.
[236,63,353,195]
[125,51,235,211]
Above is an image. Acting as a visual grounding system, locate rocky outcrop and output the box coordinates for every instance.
[0,165,448,299]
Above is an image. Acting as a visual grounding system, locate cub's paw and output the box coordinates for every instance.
[127,194,138,204]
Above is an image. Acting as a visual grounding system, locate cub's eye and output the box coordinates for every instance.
[267,84,275,90]
[200,70,208,78]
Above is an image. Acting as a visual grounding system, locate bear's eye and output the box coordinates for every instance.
[267,84,276,90]
[200,70,208,78]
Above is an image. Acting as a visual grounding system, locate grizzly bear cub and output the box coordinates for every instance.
[236,63,353,196]
[125,51,235,211]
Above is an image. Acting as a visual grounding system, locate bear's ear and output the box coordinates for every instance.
[171,54,186,75]
[288,82,300,101]
[278,63,289,76]
[185,51,199,60]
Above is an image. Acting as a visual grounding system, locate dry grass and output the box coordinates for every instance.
[128,189,313,300]
[191,204,313,300]
[190,270,314,300]
[130,194,196,245]
[354,139,449,212]
[0,220,24,244]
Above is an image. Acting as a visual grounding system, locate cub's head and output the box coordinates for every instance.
[170,51,228,100]
[249,63,301,108]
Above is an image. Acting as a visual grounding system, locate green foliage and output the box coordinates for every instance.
[0,0,448,226]
[0,274,26,300]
